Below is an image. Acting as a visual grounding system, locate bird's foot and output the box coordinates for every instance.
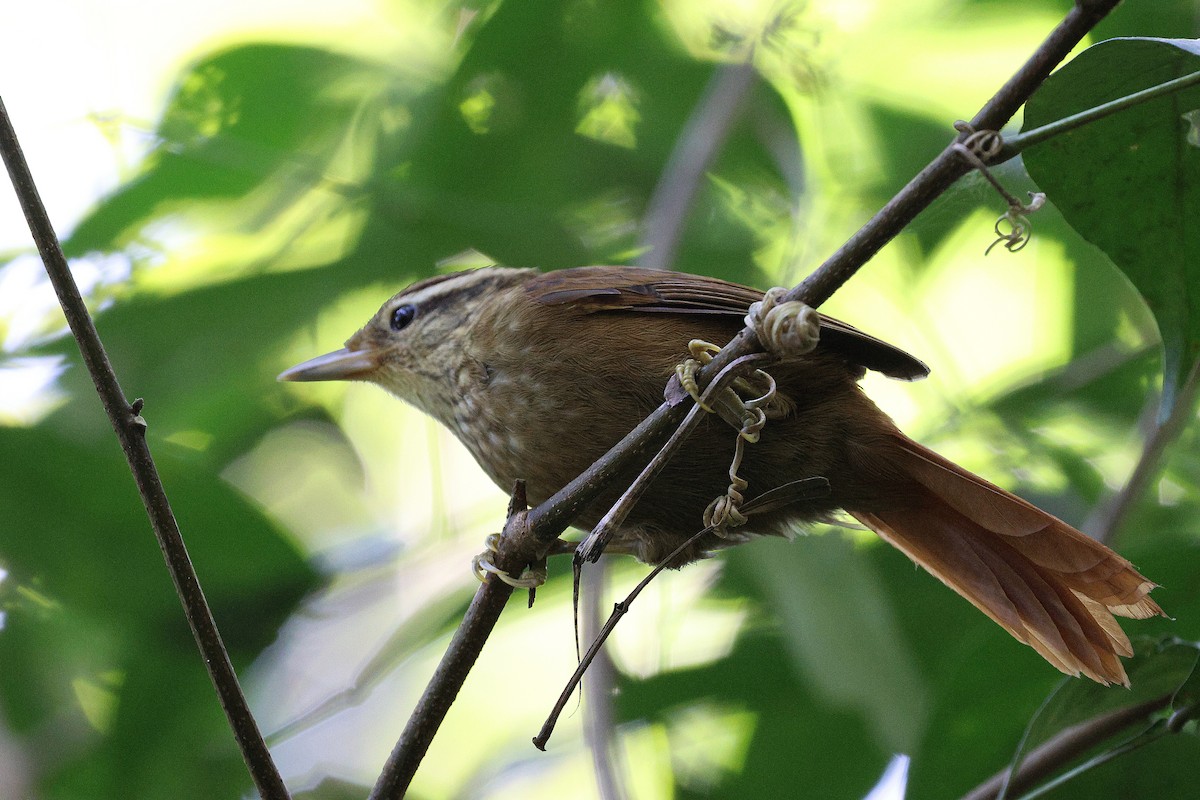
[471,533,548,588]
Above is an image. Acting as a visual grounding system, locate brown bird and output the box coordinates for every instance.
[281,265,1163,685]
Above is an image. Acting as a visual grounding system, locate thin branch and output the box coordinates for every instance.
[369,2,1124,796]
[0,97,290,800]
[1012,727,1162,800]
[367,485,529,800]
[999,70,1200,161]
[535,526,717,749]
[575,354,766,562]
[1085,359,1200,544]
[369,579,516,798]
[957,694,1172,800]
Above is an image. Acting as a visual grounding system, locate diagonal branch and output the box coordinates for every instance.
[957,694,1172,800]
[998,70,1200,161]
[0,97,291,800]
[368,1,1125,796]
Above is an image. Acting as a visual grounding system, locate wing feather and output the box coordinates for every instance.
[528,266,929,380]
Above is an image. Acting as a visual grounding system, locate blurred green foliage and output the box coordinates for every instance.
[2,0,1200,798]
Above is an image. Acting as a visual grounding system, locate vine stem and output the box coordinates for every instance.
[999,69,1200,161]
[957,694,1173,800]
[0,97,290,799]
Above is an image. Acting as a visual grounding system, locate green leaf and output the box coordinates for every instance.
[1022,38,1200,417]
[614,626,890,799]
[0,425,313,628]
[65,44,387,258]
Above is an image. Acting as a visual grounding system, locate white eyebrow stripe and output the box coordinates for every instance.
[391,268,521,310]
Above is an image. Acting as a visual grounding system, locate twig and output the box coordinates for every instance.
[1012,728,1162,800]
[535,525,717,749]
[1083,359,1200,545]
[369,581,517,799]
[998,70,1200,162]
[958,694,1172,800]
[575,353,769,563]
[370,2,1124,795]
[0,97,290,800]
[566,353,769,783]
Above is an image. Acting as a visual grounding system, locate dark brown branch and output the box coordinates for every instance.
[957,694,1172,800]
[367,486,529,800]
[370,581,516,798]
[0,97,290,800]
[369,2,1123,796]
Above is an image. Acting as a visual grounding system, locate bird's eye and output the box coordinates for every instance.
[390,304,417,331]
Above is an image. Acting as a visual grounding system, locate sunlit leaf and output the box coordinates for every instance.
[1022,38,1200,416]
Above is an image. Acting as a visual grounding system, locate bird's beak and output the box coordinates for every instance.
[278,347,381,382]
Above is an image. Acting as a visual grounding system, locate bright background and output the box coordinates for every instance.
[1,1,1198,799]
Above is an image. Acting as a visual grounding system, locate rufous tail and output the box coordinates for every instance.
[852,435,1163,686]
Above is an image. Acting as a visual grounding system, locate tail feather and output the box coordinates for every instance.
[1074,593,1134,657]
[852,436,1164,686]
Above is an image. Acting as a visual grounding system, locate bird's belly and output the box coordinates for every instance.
[446,356,884,563]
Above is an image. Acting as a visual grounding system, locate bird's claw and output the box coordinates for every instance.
[471,533,547,589]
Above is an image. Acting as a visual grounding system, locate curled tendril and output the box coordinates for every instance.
[705,435,750,530]
[953,121,1047,254]
[748,287,821,357]
[954,119,1003,160]
[986,192,1047,255]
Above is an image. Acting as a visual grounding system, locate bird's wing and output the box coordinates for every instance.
[528,266,929,381]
